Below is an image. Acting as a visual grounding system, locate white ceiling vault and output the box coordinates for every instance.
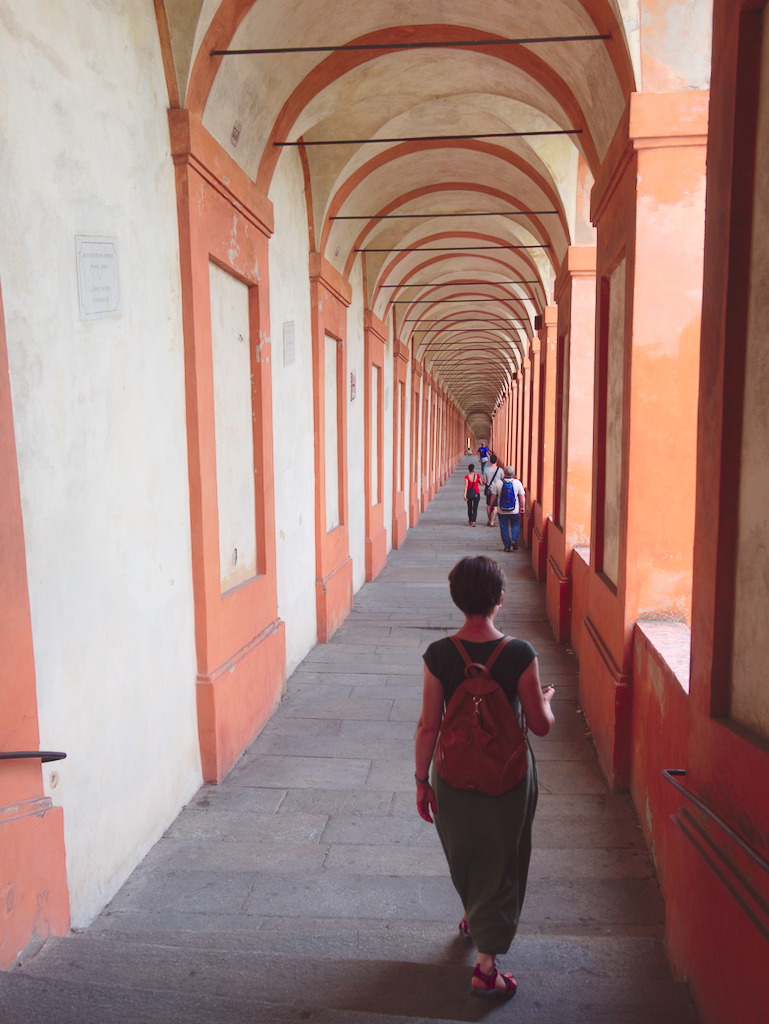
[157,0,712,439]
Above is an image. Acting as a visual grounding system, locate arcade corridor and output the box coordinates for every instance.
[1,3,768,1023]
[0,467,700,1022]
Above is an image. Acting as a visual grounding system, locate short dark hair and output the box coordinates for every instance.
[489,455,498,465]
[448,556,505,616]
[468,463,475,471]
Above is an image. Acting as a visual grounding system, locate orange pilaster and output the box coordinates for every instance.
[310,255,354,634]
[546,248,597,643]
[580,91,707,789]
[170,110,286,782]
[0,284,70,965]
[531,306,558,582]
[391,339,409,549]
[408,359,422,527]
[363,310,387,581]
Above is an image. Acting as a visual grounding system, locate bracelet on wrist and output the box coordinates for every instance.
[414,772,430,785]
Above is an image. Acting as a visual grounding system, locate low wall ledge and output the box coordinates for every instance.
[634,619,691,693]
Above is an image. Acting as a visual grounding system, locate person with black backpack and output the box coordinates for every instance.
[414,556,555,997]
[490,465,525,551]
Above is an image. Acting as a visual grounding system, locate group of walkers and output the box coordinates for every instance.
[463,443,525,552]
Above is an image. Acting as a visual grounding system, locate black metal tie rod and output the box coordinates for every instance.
[212,35,610,56]
[276,130,580,146]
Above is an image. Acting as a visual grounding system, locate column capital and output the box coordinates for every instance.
[543,305,558,329]
[592,90,709,225]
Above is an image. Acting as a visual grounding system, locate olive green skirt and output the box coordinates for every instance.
[431,749,539,954]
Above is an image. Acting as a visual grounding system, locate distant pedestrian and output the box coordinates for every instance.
[476,443,490,477]
[483,456,503,527]
[463,463,482,526]
[490,467,525,551]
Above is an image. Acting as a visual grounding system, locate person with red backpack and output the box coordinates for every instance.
[414,556,555,997]
[463,462,482,525]
[490,465,525,551]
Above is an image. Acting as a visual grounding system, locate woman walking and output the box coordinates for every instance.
[463,463,482,526]
[414,556,555,996]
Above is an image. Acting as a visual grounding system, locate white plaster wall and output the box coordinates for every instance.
[0,2,200,925]
[324,333,341,530]
[346,264,367,593]
[209,262,257,591]
[267,151,318,673]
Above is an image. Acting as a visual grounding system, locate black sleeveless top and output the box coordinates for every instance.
[423,636,537,710]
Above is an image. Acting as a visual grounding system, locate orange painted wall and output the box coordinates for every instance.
[391,339,409,549]
[170,110,286,782]
[0,284,70,966]
[664,4,769,1020]
[310,255,354,635]
[531,307,557,583]
[546,247,596,644]
[577,91,707,790]
[409,358,422,527]
[363,311,388,581]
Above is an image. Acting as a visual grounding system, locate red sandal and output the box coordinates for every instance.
[471,964,517,998]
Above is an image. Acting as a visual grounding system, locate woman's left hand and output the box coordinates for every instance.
[416,780,437,823]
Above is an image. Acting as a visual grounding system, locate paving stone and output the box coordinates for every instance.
[231,754,371,789]
[278,788,396,816]
[136,837,328,874]
[323,842,449,876]
[162,808,328,843]
[321,812,442,848]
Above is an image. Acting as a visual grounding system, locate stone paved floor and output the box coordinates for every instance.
[4,461,701,1023]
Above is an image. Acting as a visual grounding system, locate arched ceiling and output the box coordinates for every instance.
[156,0,711,440]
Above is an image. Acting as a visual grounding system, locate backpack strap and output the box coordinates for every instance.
[450,635,510,674]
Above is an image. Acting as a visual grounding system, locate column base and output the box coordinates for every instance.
[316,556,353,642]
[408,497,420,528]
[530,506,548,583]
[392,509,407,549]
[365,527,387,582]
[196,620,286,783]
[546,553,571,644]
[580,617,632,790]
[0,799,70,968]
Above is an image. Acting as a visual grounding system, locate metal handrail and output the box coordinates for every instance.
[0,751,67,763]
[662,768,769,876]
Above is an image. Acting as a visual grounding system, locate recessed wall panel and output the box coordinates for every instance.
[209,261,257,592]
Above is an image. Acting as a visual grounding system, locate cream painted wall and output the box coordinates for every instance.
[346,264,367,593]
[209,262,258,591]
[267,151,318,674]
[0,2,200,925]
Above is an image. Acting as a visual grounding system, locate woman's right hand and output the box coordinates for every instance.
[416,780,437,823]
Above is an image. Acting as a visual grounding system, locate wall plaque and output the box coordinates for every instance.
[283,321,296,366]
[76,236,121,321]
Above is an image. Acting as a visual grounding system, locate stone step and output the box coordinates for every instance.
[3,931,700,1024]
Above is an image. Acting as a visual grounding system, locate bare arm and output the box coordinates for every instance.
[517,657,555,736]
[414,665,444,823]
